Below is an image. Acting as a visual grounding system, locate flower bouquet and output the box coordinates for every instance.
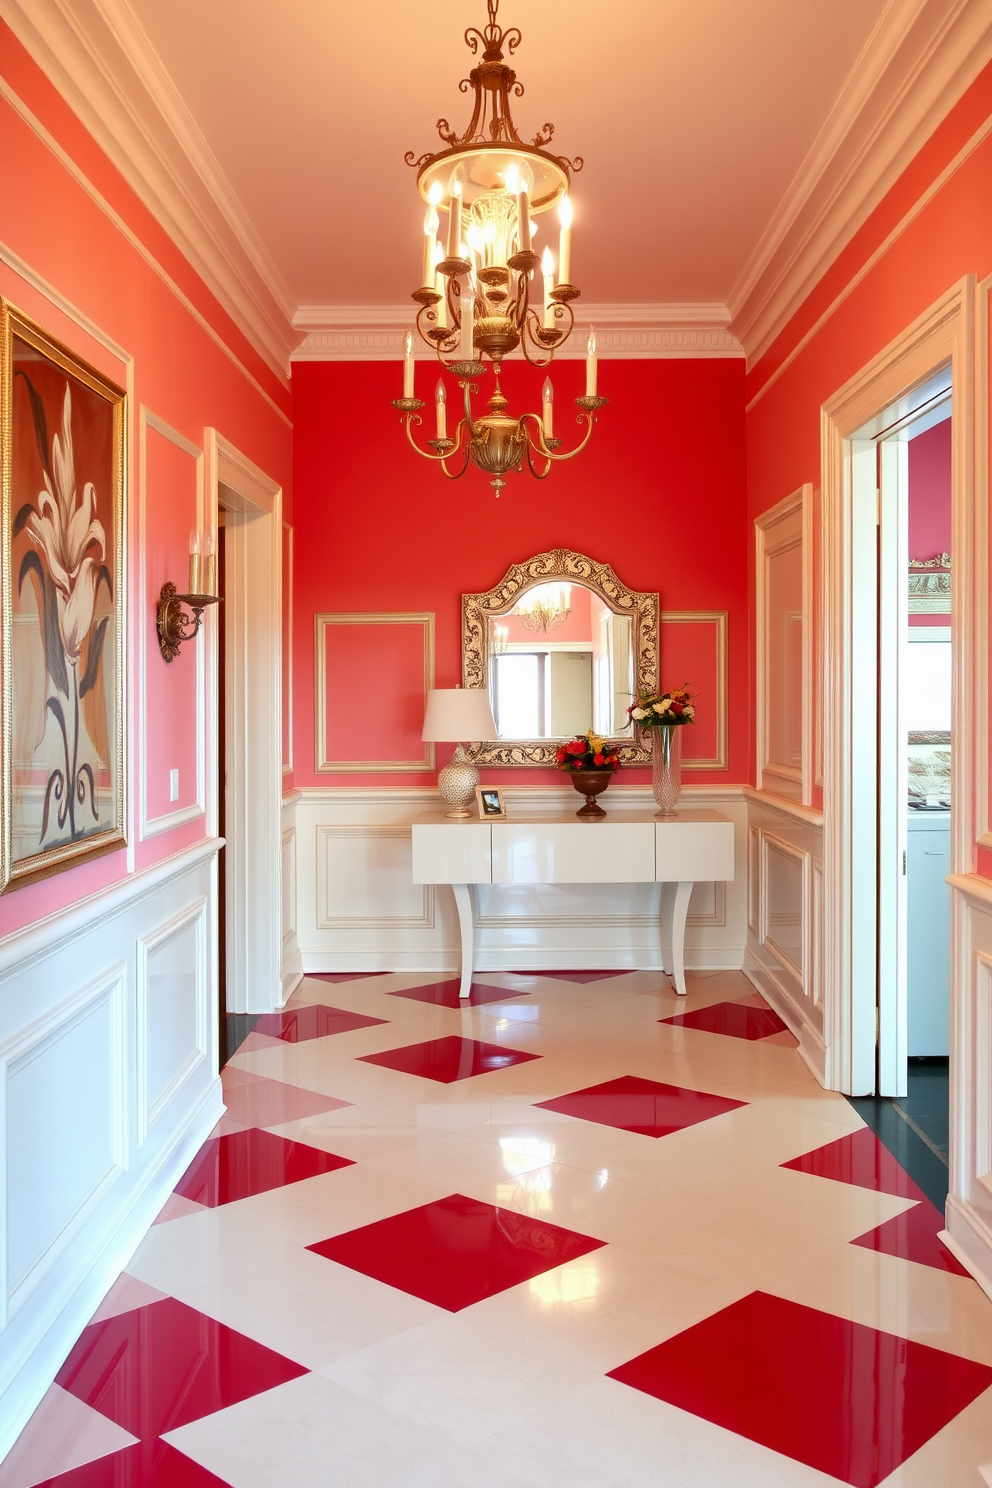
[628,686,696,819]
[556,731,621,820]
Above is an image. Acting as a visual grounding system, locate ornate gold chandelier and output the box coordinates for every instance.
[391,0,606,496]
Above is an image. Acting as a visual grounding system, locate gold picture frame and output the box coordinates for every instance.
[1,299,127,892]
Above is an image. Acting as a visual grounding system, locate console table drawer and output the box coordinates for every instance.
[492,822,656,884]
[412,823,492,884]
[655,819,734,882]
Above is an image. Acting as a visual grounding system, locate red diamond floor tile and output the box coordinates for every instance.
[304,971,388,983]
[307,1192,606,1311]
[218,1073,350,1130]
[30,1441,233,1487]
[518,969,635,983]
[357,1035,540,1083]
[56,1298,307,1440]
[173,1128,353,1207]
[781,1126,924,1199]
[660,999,789,1040]
[251,1003,387,1041]
[536,1073,746,1137]
[387,978,531,1008]
[608,1289,992,1488]
[852,1195,969,1275]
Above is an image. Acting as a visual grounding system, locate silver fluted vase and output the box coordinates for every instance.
[652,725,683,819]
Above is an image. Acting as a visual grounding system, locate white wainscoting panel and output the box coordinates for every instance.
[745,790,825,1081]
[944,877,992,1300]
[281,794,303,1002]
[0,840,223,1462]
[292,786,748,974]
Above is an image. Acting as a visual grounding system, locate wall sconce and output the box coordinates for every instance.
[157,530,220,663]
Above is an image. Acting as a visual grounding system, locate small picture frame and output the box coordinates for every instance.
[476,786,507,819]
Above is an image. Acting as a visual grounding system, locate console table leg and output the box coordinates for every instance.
[670,880,692,996]
[451,884,475,1001]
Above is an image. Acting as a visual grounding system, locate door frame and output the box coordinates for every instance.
[820,278,975,1094]
[205,430,284,1015]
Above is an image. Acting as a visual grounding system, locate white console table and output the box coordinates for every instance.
[412,809,735,999]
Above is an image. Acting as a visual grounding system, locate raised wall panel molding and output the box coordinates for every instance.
[135,897,208,1146]
[758,829,810,990]
[291,305,743,362]
[730,0,992,365]
[315,613,436,773]
[0,0,298,377]
[660,611,729,770]
[293,784,748,973]
[0,964,127,1326]
[755,488,814,805]
[976,277,992,851]
[139,409,206,840]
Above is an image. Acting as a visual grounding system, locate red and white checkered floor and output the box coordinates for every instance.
[5,969,992,1488]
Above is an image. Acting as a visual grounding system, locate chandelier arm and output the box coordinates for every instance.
[402,414,468,464]
[439,434,474,480]
[520,409,596,464]
[461,379,482,439]
[520,313,555,370]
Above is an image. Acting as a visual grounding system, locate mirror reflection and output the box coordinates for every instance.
[488,582,634,739]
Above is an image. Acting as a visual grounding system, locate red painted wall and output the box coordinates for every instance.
[745,59,992,862]
[908,418,952,631]
[0,25,292,935]
[292,357,749,786]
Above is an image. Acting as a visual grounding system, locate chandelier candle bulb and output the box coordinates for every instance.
[586,327,598,396]
[461,275,475,356]
[542,246,555,329]
[435,261,448,329]
[435,379,447,440]
[446,178,464,258]
[422,207,439,287]
[558,195,573,284]
[542,377,554,440]
[517,178,531,253]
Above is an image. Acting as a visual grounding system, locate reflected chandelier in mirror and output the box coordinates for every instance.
[462,549,659,766]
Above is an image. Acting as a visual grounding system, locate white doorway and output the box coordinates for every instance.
[820,280,973,1099]
[205,430,284,1018]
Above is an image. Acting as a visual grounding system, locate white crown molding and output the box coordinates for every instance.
[291,304,744,361]
[0,0,299,379]
[729,0,992,367]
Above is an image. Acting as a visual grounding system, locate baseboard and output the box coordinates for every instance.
[300,949,747,975]
[0,1078,223,1463]
[942,1195,992,1303]
[743,946,827,1085]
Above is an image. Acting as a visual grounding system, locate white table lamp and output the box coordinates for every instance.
[422,688,497,818]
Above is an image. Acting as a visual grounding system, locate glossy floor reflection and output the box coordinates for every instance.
[5,968,992,1488]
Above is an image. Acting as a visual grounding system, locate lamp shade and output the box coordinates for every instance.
[422,688,497,743]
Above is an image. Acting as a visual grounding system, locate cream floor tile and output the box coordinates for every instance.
[0,1386,136,1488]
[264,1101,426,1160]
[880,1386,992,1486]
[454,1377,842,1488]
[126,1205,442,1368]
[320,1310,600,1447]
[165,1370,456,1488]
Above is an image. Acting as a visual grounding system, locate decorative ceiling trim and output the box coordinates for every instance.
[729,0,992,367]
[0,0,299,378]
[291,305,744,361]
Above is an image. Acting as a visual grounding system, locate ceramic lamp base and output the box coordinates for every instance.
[438,744,479,818]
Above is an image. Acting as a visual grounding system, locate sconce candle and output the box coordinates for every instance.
[188,530,201,596]
[585,327,598,397]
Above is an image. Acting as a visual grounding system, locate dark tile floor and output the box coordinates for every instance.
[848,1057,949,1210]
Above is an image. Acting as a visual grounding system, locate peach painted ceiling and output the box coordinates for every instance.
[128,0,890,311]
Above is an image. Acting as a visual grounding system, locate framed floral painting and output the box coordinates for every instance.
[1,300,126,892]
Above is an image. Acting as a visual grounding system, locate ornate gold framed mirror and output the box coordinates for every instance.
[462,549,659,766]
